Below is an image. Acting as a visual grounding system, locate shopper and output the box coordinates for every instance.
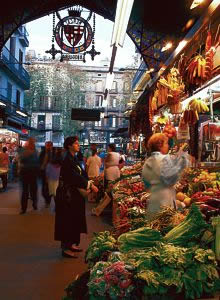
[86,149,102,178]
[0,147,9,191]
[45,150,62,203]
[119,150,126,169]
[39,141,54,207]
[83,143,97,163]
[86,149,102,202]
[55,136,98,258]
[19,138,39,214]
[104,144,120,188]
[142,133,189,217]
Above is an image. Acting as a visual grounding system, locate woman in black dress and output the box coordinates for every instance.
[55,136,98,258]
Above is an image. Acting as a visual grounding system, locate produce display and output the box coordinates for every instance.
[64,204,220,300]
[64,157,220,299]
[175,168,220,220]
[85,231,117,268]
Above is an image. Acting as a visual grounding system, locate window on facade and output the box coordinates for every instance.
[112,116,116,127]
[108,115,113,127]
[80,94,85,107]
[52,115,60,130]
[53,97,59,109]
[111,81,117,93]
[95,120,101,127]
[123,81,130,92]
[7,82,12,101]
[109,96,117,107]
[37,115,45,130]
[9,37,16,57]
[95,95,103,107]
[16,90,20,106]
[39,96,49,109]
[96,80,103,92]
[19,49,23,65]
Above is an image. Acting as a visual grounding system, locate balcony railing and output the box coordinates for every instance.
[107,106,120,112]
[0,46,30,89]
[0,93,28,122]
[19,26,29,47]
[32,104,61,112]
[131,61,148,90]
[36,123,62,131]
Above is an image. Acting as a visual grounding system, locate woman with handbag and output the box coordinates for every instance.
[55,136,98,258]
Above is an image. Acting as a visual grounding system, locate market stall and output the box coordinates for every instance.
[63,11,220,300]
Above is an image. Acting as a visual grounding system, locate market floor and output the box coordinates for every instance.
[0,181,112,300]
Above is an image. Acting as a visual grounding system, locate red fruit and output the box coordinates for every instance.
[119,279,132,289]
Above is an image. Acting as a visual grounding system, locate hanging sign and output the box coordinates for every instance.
[46,7,100,62]
[55,15,93,54]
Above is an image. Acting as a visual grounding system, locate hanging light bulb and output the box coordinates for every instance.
[161,42,173,52]
[190,0,204,10]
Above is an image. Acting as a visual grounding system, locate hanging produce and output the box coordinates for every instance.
[185,54,206,86]
[163,122,177,138]
[183,109,199,125]
[204,30,214,81]
[156,114,169,125]
[189,98,209,113]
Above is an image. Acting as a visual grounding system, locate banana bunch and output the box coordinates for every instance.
[185,55,206,85]
[183,109,199,125]
[156,115,169,125]
[189,98,209,113]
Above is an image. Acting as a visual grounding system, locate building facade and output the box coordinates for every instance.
[80,61,131,149]
[0,25,30,155]
[26,57,131,149]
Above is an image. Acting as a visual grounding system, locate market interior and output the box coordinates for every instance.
[0,0,220,300]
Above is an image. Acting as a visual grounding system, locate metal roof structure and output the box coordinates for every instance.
[0,0,214,72]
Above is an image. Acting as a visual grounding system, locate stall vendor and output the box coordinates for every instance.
[142,133,189,216]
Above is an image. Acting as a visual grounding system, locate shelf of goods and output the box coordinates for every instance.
[63,163,220,300]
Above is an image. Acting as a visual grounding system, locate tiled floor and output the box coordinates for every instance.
[0,181,112,300]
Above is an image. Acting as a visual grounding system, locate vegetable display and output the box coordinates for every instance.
[163,204,208,246]
[88,261,135,299]
[85,231,116,268]
[64,164,220,299]
[118,227,162,252]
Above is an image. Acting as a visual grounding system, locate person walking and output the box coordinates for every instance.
[55,136,98,258]
[45,149,62,204]
[39,141,54,207]
[86,149,102,178]
[0,147,10,191]
[83,143,97,163]
[19,138,39,214]
[104,143,120,188]
[86,148,101,202]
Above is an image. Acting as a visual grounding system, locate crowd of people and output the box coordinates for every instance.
[0,133,192,259]
[0,136,126,258]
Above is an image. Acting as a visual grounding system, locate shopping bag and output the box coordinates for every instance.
[91,192,111,216]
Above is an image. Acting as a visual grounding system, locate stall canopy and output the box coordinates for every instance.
[0,0,214,72]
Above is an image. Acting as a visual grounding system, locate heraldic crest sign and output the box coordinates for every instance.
[46,6,100,62]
